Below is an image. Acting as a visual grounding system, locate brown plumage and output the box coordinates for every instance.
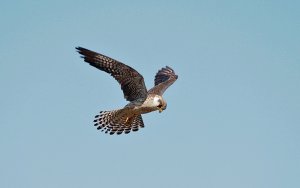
[76,47,178,135]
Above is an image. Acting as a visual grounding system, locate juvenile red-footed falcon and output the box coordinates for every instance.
[76,47,178,135]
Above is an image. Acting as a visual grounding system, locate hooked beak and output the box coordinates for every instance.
[159,108,163,113]
[158,104,167,113]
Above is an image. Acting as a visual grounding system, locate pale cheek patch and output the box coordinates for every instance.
[153,96,160,106]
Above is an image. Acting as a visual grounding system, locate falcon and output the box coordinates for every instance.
[76,47,178,135]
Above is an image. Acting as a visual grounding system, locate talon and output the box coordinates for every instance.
[159,108,163,113]
[125,117,129,123]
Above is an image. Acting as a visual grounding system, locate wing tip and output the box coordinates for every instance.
[75,46,86,57]
[75,46,98,61]
[75,46,84,52]
[162,65,178,79]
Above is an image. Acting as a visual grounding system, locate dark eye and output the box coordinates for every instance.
[157,99,163,108]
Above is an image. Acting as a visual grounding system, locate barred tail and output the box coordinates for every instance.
[93,110,144,135]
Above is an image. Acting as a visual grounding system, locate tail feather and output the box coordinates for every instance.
[93,110,144,135]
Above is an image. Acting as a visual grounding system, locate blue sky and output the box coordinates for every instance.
[1,0,299,187]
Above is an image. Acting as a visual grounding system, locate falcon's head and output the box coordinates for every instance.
[153,95,167,113]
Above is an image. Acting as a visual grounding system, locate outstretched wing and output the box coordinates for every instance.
[76,47,147,102]
[148,66,178,96]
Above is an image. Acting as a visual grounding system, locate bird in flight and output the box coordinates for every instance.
[76,47,178,135]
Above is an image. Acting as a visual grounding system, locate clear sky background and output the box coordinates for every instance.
[1,0,299,188]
